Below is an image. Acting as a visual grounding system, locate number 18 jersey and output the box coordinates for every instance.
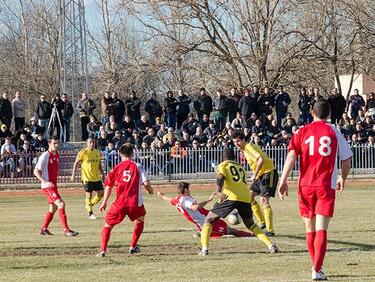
[217,160,251,203]
[288,121,352,189]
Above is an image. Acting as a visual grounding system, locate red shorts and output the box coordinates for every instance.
[298,186,336,218]
[105,203,146,226]
[42,188,61,204]
[210,219,228,238]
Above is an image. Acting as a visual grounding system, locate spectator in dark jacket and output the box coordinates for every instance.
[86,115,101,138]
[257,86,273,119]
[137,115,152,137]
[29,117,44,138]
[77,92,96,140]
[347,89,365,119]
[176,89,192,129]
[181,113,199,136]
[35,94,52,137]
[193,87,213,120]
[163,90,179,129]
[145,91,163,125]
[111,91,125,124]
[238,89,257,120]
[297,87,312,125]
[274,85,291,127]
[199,114,210,130]
[0,92,12,129]
[61,94,74,142]
[125,91,141,124]
[101,92,114,119]
[227,87,241,122]
[122,116,135,138]
[203,120,218,139]
[327,88,347,124]
[214,89,229,131]
[32,133,48,152]
[366,92,375,111]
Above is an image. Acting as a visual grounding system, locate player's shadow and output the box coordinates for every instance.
[278,234,375,251]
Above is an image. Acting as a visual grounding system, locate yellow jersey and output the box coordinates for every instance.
[242,143,274,178]
[77,148,101,182]
[217,160,251,203]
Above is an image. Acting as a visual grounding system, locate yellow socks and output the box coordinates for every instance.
[85,197,93,213]
[250,224,272,248]
[91,194,103,206]
[251,200,265,226]
[200,224,212,250]
[263,205,274,233]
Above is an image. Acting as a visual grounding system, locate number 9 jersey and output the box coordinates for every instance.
[216,160,251,203]
[288,121,353,189]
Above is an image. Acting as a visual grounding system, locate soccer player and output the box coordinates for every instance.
[199,148,278,255]
[232,131,279,237]
[157,182,254,238]
[34,136,79,236]
[277,99,352,281]
[96,143,153,257]
[71,137,105,220]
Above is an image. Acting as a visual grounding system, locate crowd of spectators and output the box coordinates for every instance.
[0,85,374,177]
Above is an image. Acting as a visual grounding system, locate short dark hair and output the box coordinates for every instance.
[312,99,331,119]
[48,136,59,143]
[232,131,244,140]
[119,143,134,157]
[177,182,190,194]
[223,148,235,161]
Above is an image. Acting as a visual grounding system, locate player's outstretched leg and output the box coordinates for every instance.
[129,217,144,254]
[227,227,254,237]
[261,196,275,236]
[55,199,79,236]
[97,224,113,257]
[251,199,265,229]
[40,204,57,235]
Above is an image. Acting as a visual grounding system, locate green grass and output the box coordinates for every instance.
[0,185,375,282]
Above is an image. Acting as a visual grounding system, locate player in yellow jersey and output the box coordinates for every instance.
[71,137,105,220]
[232,132,279,237]
[199,148,278,255]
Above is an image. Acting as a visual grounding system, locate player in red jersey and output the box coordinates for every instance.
[34,136,79,236]
[277,100,352,281]
[157,182,253,238]
[96,143,153,257]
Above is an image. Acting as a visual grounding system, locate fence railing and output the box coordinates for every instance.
[0,145,374,186]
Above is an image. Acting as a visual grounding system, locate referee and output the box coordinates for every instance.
[71,137,105,220]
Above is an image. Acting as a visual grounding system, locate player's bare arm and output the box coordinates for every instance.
[98,160,105,182]
[99,185,112,212]
[336,157,352,193]
[250,156,264,182]
[216,174,227,202]
[157,192,173,202]
[190,193,215,211]
[277,150,298,200]
[70,157,81,182]
[33,168,54,188]
[143,180,154,194]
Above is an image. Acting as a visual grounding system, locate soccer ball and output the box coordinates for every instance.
[227,211,242,225]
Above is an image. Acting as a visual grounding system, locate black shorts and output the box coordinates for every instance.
[83,181,103,192]
[251,169,279,197]
[211,200,252,219]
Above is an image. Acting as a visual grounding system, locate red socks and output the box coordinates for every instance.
[130,221,144,248]
[314,230,327,272]
[234,229,254,237]
[42,212,54,229]
[58,208,69,232]
[100,226,112,252]
[306,232,316,263]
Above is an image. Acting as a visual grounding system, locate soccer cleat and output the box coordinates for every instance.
[193,231,201,238]
[39,228,53,235]
[96,251,106,258]
[88,214,98,220]
[129,245,140,254]
[265,231,275,237]
[198,249,208,256]
[268,244,279,253]
[65,230,79,237]
[312,270,328,280]
[259,223,266,229]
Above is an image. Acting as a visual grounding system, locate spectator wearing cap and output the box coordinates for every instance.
[101,91,114,119]
[193,87,213,120]
[0,92,12,129]
[125,91,141,125]
[0,124,13,143]
[181,113,199,136]
[238,89,257,121]
[227,87,241,122]
[12,91,28,131]
[77,92,96,140]
[176,89,192,129]
[328,88,346,124]
[213,89,229,132]
[347,89,365,119]
[203,120,218,139]
[297,87,312,125]
[231,112,246,132]
[137,115,152,137]
[87,115,101,138]
[145,91,163,125]
[274,85,291,127]
[163,90,179,129]
[29,117,44,138]
[61,94,74,142]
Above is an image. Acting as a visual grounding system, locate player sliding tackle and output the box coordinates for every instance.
[277,99,352,281]
[199,148,278,255]
[96,143,153,257]
[158,182,254,239]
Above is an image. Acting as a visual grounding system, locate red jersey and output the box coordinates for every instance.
[288,121,352,188]
[35,151,59,188]
[104,160,148,207]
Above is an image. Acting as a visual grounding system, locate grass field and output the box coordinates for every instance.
[0,182,375,282]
